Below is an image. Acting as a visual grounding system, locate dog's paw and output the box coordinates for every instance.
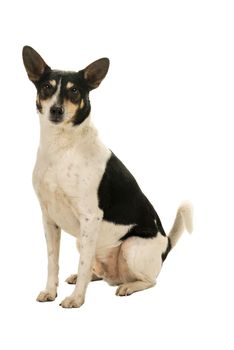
[59,296,84,309]
[115,284,134,297]
[36,290,57,302]
[65,274,77,284]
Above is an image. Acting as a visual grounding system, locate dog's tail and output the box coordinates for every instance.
[168,201,193,249]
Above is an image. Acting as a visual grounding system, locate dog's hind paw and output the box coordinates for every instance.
[65,274,77,284]
[36,290,57,302]
[115,281,155,296]
[115,284,133,297]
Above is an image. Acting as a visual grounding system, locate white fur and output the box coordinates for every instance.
[110,230,167,295]
[168,201,193,248]
[33,113,138,307]
[34,108,193,307]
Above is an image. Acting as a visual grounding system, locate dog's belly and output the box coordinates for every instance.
[94,221,134,284]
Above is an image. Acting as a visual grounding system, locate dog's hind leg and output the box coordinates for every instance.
[116,234,168,296]
[116,203,193,296]
[116,280,155,296]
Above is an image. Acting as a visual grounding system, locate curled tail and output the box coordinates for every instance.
[168,201,193,248]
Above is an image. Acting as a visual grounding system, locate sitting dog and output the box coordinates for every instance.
[22,46,193,308]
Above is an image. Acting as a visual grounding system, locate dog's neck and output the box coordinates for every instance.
[38,114,98,157]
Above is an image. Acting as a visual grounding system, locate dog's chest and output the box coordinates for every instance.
[33,147,109,235]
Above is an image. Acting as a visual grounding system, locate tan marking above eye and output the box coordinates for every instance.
[66,82,74,89]
[49,79,56,87]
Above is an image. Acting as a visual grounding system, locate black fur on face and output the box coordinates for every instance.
[22,46,109,126]
[35,70,92,125]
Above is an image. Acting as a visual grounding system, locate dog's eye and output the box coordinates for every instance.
[43,83,52,90]
[71,87,79,94]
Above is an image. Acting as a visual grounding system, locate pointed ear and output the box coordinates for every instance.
[83,58,110,89]
[22,46,51,82]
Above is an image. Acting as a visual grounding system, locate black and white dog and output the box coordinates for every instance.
[22,46,193,308]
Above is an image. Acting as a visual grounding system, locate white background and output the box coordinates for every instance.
[0,0,233,349]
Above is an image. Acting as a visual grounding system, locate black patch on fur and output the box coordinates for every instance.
[161,237,172,262]
[68,70,91,125]
[72,102,91,125]
[98,152,166,240]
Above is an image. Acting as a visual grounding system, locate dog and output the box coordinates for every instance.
[22,46,193,308]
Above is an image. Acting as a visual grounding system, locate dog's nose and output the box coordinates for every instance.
[50,105,64,116]
[49,105,64,123]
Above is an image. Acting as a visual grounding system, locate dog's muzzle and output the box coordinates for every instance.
[49,104,64,123]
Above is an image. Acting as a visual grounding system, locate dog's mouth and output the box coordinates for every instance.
[49,115,64,124]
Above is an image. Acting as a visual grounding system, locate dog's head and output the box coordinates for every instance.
[22,46,109,126]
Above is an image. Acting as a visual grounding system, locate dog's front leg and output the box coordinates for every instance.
[37,215,61,302]
[60,213,101,308]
